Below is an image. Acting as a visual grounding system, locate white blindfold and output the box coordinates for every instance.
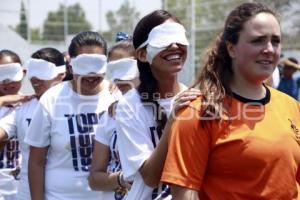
[138,22,189,64]
[25,58,66,80]
[138,22,189,49]
[107,58,139,81]
[70,54,107,76]
[0,63,24,83]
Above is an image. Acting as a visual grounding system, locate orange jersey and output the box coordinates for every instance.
[161,87,300,199]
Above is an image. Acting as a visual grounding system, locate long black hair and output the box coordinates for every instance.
[133,10,180,135]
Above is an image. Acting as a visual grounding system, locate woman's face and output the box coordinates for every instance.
[71,45,105,95]
[149,20,188,79]
[229,12,281,85]
[109,50,138,94]
[151,43,187,77]
[30,76,62,98]
[0,56,23,95]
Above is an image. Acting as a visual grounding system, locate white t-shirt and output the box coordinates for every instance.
[116,86,186,200]
[0,105,20,198]
[0,98,38,200]
[95,110,125,200]
[24,81,120,200]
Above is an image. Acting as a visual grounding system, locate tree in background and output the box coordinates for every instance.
[31,28,42,41]
[102,0,140,42]
[43,3,91,41]
[15,0,28,40]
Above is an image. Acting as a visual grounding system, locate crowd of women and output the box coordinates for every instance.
[0,2,300,200]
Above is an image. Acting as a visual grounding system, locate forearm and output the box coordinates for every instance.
[0,94,34,107]
[140,117,174,187]
[0,128,8,143]
[89,171,120,191]
[28,160,45,200]
[28,146,48,200]
[0,128,8,150]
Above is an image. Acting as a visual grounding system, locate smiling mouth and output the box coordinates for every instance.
[165,54,182,61]
[162,52,185,63]
[256,60,273,65]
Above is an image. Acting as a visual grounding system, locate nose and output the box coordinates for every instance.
[262,41,275,54]
[168,43,180,49]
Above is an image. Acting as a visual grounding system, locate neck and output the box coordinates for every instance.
[156,77,181,98]
[230,77,266,100]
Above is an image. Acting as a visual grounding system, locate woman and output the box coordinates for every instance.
[161,2,300,199]
[0,47,66,200]
[25,31,120,200]
[89,39,138,200]
[0,50,26,200]
[115,10,189,200]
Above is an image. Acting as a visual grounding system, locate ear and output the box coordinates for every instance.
[135,48,147,62]
[226,42,236,58]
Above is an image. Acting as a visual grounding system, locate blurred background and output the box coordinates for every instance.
[0,0,300,93]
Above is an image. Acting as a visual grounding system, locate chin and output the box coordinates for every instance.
[171,66,183,73]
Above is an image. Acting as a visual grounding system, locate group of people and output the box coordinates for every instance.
[0,2,299,200]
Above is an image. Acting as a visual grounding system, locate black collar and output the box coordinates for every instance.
[232,85,270,105]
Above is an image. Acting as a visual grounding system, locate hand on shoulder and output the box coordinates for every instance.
[0,94,35,107]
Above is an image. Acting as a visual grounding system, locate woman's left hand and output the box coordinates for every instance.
[173,88,201,113]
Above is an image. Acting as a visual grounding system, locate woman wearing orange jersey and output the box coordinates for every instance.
[161,2,300,199]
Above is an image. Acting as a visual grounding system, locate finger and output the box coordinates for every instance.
[176,95,198,103]
[183,90,201,96]
[174,101,191,112]
[177,90,201,99]
[188,88,201,93]
[174,100,191,109]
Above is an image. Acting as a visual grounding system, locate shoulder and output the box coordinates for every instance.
[268,86,300,115]
[269,86,298,105]
[15,97,38,113]
[20,97,38,107]
[115,89,145,122]
[172,97,203,132]
[40,82,67,101]
[176,97,202,118]
[117,88,141,108]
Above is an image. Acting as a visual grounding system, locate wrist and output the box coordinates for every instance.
[117,171,126,188]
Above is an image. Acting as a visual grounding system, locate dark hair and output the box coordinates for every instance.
[288,57,298,64]
[68,31,107,58]
[133,10,179,135]
[196,2,278,118]
[108,39,135,61]
[31,47,65,66]
[0,50,22,64]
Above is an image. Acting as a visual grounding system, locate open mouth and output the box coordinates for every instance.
[161,50,185,63]
[83,77,101,85]
[256,60,273,65]
[164,53,182,61]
